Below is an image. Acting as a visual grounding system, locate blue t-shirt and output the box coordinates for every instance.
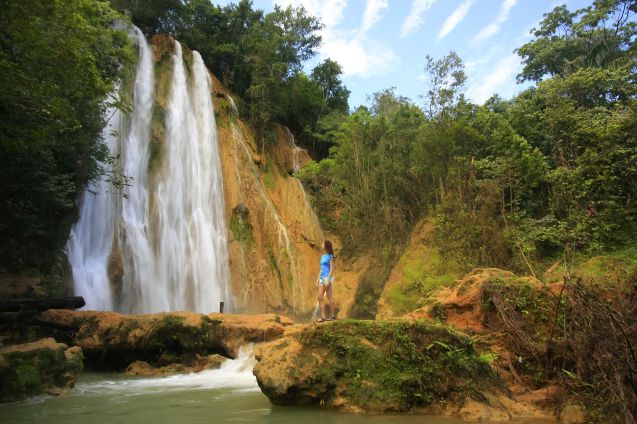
[320,254,334,278]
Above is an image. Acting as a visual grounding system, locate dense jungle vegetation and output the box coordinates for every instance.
[1,0,636,421]
[299,1,637,271]
[2,0,637,290]
[1,0,635,284]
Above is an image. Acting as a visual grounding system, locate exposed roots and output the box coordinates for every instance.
[481,277,637,422]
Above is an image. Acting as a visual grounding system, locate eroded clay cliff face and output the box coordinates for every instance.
[209,78,328,318]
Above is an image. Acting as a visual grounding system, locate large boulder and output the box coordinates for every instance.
[253,319,512,416]
[38,309,292,370]
[0,338,83,402]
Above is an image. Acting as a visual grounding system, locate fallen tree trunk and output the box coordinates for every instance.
[0,296,85,313]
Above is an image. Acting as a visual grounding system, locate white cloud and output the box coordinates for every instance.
[274,0,396,77]
[472,0,518,44]
[437,0,473,40]
[321,33,398,77]
[401,0,438,38]
[361,0,388,34]
[275,0,348,28]
[467,53,522,103]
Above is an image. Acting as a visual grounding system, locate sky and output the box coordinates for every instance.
[214,0,596,108]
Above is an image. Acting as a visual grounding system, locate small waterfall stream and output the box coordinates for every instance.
[67,29,232,313]
[66,103,120,311]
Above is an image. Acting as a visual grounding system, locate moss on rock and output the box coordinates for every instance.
[254,319,500,413]
[38,310,292,371]
[0,338,83,402]
[230,203,254,246]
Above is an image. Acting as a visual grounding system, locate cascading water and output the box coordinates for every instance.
[118,26,156,312]
[284,126,304,173]
[150,43,231,312]
[66,103,120,311]
[68,29,232,313]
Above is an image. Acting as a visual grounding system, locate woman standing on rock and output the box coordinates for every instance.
[316,240,336,322]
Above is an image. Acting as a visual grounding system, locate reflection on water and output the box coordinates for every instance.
[0,346,553,424]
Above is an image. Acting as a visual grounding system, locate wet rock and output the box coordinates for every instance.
[125,354,227,377]
[0,337,83,402]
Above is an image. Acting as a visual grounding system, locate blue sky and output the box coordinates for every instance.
[214,0,595,108]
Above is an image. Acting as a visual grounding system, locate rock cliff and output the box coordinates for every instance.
[145,35,363,319]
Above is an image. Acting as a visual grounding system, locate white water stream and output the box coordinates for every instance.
[76,345,258,396]
[67,29,232,313]
[66,104,120,311]
[0,344,502,424]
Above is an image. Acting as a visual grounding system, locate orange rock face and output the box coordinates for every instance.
[215,103,330,318]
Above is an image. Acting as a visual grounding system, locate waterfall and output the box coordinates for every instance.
[119,26,156,312]
[284,127,303,173]
[226,95,238,117]
[229,122,302,313]
[66,103,120,311]
[151,43,231,312]
[68,29,232,313]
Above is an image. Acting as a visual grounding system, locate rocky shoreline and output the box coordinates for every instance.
[3,267,627,423]
[0,312,555,422]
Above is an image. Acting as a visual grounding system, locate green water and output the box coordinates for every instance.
[0,352,555,424]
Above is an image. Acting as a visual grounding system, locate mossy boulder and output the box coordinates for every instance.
[253,319,502,414]
[0,338,83,402]
[38,310,292,370]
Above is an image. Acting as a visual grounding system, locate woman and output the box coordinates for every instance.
[316,240,336,322]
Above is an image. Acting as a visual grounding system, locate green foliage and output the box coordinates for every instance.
[300,90,428,254]
[280,60,350,156]
[304,1,637,284]
[507,68,637,252]
[516,0,637,82]
[387,243,463,316]
[0,0,132,271]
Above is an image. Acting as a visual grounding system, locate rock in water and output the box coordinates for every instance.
[0,338,83,402]
[38,309,292,370]
[253,320,503,414]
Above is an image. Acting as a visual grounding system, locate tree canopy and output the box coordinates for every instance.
[0,0,132,271]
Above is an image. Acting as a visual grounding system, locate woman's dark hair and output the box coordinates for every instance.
[324,240,334,256]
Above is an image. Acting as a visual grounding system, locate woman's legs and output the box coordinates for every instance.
[317,283,326,319]
[326,282,335,318]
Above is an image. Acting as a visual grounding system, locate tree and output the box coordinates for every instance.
[109,0,184,34]
[422,52,466,119]
[245,4,322,144]
[516,0,637,82]
[0,0,131,271]
[310,59,350,117]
